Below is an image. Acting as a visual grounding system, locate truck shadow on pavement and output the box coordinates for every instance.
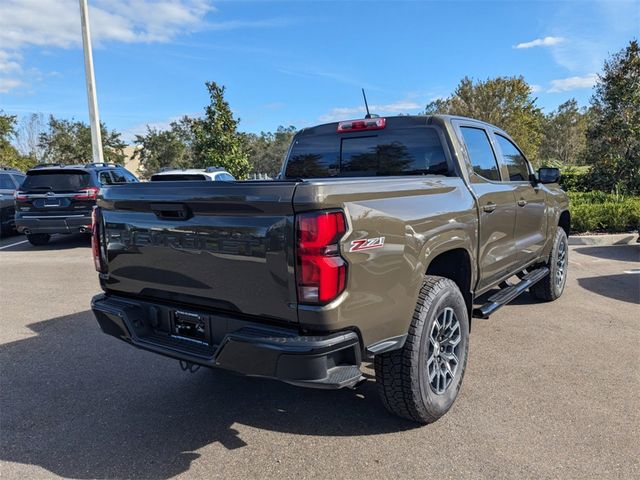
[577,274,640,304]
[0,311,416,479]
[573,244,640,262]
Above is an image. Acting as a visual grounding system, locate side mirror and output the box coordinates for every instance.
[538,167,560,184]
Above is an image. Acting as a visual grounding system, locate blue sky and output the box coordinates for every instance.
[1,0,638,142]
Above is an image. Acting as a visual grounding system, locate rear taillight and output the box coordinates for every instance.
[337,117,386,133]
[14,191,27,201]
[296,210,347,304]
[74,187,99,200]
[91,206,105,273]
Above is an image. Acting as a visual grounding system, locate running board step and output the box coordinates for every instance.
[473,266,550,319]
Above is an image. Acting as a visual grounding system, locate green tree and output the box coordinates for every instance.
[585,39,640,194]
[538,99,588,166]
[192,82,251,178]
[425,76,544,163]
[0,112,36,171]
[133,117,195,179]
[243,125,297,177]
[39,116,126,165]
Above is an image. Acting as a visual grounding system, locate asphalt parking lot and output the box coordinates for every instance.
[1,233,638,479]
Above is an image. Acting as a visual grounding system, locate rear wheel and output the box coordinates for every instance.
[27,233,51,246]
[530,227,568,301]
[374,276,470,424]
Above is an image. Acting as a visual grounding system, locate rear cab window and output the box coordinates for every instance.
[22,170,91,192]
[284,118,450,179]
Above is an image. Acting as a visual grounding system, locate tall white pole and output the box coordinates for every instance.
[79,0,104,164]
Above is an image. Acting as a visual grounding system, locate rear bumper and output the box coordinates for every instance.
[15,214,91,234]
[91,294,363,389]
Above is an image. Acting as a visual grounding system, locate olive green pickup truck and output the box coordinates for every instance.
[91,115,569,423]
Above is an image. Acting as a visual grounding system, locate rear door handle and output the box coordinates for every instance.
[482,202,496,213]
[517,199,527,207]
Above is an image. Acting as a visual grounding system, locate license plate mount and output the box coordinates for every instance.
[171,310,210,345]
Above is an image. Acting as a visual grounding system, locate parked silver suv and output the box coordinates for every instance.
[150,167,235,182]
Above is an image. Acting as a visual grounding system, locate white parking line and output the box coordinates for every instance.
[0,240,28,250]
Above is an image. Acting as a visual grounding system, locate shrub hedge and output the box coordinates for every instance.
[568,192,640,233]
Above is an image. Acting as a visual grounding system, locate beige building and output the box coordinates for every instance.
[122,145,144,178]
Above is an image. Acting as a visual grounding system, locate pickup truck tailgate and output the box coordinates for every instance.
[98,181,299,322]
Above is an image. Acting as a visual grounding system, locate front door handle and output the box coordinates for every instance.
[517,199,527,207]
[482,202,496,213]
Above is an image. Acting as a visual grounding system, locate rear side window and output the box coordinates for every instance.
[99,171,114,185]
[495,134,530,181]
[0,174,14,190]
[22,171,91,191]
[460,127,501,181]
[285,127,448,178]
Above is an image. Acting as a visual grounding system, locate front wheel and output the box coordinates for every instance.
[374,276,470,424]
[26,233,51,246]
[530,227,568,301]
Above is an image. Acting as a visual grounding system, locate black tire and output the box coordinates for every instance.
[530,227,568,302]
[26,233,51,246]
[374,276,470,424]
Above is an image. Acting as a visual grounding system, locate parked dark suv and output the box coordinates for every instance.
[0,167,26,237]
[15,163,138,245]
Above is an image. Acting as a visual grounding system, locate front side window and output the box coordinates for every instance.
[110,170,127,183]
[122,171,138,183]
[495,134,530,182]
[460,127,501,181]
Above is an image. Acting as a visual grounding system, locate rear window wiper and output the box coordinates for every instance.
[28,186,53,190]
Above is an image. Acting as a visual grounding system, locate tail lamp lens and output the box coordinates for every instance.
[91,206,104,273]
[75,187,99,200]
[296,211,347,304]
[14,191,27,201]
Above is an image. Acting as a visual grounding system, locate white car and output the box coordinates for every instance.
[150,168,235,182]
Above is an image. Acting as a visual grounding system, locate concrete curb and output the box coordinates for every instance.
[569,233,639,246]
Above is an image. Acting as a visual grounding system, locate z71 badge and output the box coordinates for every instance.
[349,236,385,252]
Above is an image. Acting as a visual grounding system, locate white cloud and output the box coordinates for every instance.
[0,0,213,94]
[529,84,543,93]
[319,100,422,123]
[0,1,288,94]
[515,36,565,49]
[547,74,598,93]
[0,0,213,50]
[0,78,23,93]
